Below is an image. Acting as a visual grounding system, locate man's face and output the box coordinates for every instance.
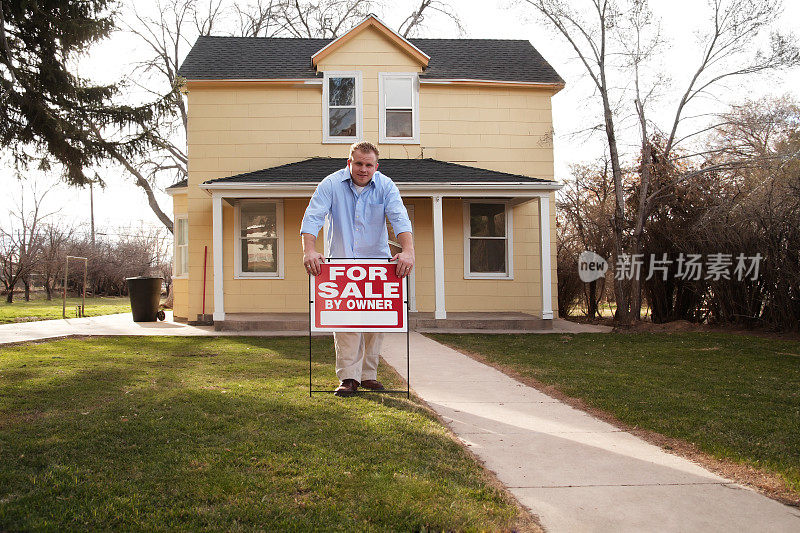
[347,149,379,187]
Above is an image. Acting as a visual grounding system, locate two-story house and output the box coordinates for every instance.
[169,15,563,329]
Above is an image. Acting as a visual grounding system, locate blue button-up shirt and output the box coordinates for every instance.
[300,166,412,259]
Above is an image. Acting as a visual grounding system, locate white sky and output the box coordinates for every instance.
[2,0,798,236]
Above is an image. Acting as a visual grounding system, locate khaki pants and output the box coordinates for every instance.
[333,332,383,382]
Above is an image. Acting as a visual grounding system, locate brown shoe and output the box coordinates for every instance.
[334,379,359,397]
[360,379,385,391]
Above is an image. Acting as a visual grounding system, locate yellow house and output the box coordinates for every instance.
[168,15,563,330]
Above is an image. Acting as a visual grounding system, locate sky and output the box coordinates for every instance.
[2,0,798,236]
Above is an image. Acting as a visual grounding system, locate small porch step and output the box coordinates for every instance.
[214,313,309,332]
[213,312,552,332]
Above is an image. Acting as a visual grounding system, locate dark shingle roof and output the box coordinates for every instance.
[413,39,562,83]
[202,158,552,184]
[179,37,327,80]
[178,36,563,84]
[167,178,188,189]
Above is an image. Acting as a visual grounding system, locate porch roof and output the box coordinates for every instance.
[201,157,556,186]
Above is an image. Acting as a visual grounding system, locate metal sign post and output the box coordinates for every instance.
[309,258,410,398]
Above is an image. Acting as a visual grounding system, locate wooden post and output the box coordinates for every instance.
[63,258,68,319]
[539,194,553,320]
[212,194,224,321]
[432,195,446,320]
[202,246,207,316]
[82,260,87,317]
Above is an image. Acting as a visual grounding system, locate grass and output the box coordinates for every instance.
[427,332,800,496]
[0,296,131,324]
[0,336,525,531]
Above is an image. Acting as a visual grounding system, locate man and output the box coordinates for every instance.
[300,142,414,397]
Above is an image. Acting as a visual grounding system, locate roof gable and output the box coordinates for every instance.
[311,14,429,68]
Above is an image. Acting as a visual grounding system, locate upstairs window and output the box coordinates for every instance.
[379,73,419,144]
[323,71,362,143]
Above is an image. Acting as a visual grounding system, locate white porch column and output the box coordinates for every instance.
[212,193,225,321]
[539,194,553,320]
[432,195,446,319]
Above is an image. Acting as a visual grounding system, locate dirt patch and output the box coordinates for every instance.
[620,319,707,333]
[439,344,800,509]
[12,317,43,323]
[566,316,800,341]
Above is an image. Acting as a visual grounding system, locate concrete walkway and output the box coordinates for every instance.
[0,312,609,345]
[380,332,800,533]
[0,311,323,345]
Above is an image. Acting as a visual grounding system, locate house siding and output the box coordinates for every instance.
[182,25,559,319]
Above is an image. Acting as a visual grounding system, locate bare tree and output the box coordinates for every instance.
[39,222,75,300]
[522,0,631,319]
[523,0,799,322]
[558,159,618,317]
[398,0,464,37]
[272,0,376,38]
[111,0,463,234]
[0,186,53,302]
[235,0,280,36]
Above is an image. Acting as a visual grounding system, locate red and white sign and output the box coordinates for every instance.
[310,259,407,332]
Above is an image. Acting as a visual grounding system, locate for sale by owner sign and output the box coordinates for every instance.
[310,259,407,332]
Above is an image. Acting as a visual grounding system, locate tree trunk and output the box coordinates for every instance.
[611,221,630,324]
[6,288,13,303]
[45,278,52,300]
[587,280,598,318]
[628,239,644,321]
[23,277,30,301]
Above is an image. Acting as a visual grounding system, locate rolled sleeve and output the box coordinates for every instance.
[384,181,412,235]
[300,179,332,236]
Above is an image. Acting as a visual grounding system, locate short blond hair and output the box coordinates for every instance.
[349,141,379,160]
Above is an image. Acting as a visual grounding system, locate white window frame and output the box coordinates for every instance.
[173,215,188,279]
[322,71,363,144]
[463,200,514,280]
[378,72,420,144]
[234,199,285,279]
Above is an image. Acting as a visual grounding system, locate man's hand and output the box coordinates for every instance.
[392,231,415,278]
[303,250,325,276]
[301,233,324,276]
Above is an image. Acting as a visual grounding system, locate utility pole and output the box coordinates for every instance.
[90,181,96,247]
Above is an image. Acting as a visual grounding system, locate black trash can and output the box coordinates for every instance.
[126,276,164,322]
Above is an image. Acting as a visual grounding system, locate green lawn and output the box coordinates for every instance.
[0,336,526,531]
[428,332,800,496]
[0,296,131,324]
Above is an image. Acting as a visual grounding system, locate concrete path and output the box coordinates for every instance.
[0,312,608,345]
[0,311,308,345]
[380,331,800,533]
